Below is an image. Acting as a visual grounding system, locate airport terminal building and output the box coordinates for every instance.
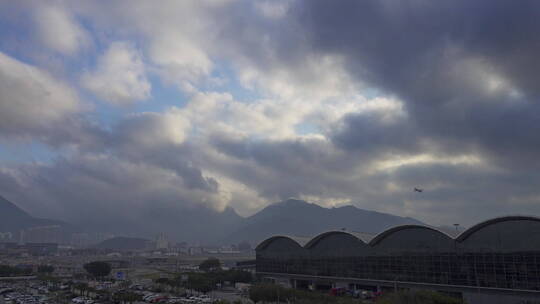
[256,216,540,304]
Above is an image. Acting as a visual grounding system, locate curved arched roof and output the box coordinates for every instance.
[456,215,540,242]
[255,235,309,251]
[369,225,453,246]
[304,231,369,249]
[256,216,540,253]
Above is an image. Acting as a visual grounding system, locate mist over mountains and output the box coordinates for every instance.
[0,195,71,233]
[0,196,424,245]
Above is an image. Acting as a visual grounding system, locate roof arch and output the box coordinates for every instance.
[456,215,540,242]
[305,231,369,249]
[255,235,306,251]
[369,224,454,246]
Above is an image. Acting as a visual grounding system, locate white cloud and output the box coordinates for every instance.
[0,51,82,136]
[116,110,190,147]
[34,4,90,55]
[81,42,151,105]
[372,153,485,173]
[149,37,213,92]
[71,1,218,93]
[254,0,291,19]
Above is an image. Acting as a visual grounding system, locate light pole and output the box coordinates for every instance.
[453,224,460,234]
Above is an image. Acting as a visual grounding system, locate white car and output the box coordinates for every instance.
[72,296,87,303]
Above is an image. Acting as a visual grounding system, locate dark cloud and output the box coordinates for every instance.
[295,0,540,161]
[331,112,418,155]
[199,0,540,224]
[2,0,540,231]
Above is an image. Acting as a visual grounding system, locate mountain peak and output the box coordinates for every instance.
[280,198,310,206]
[222,206,241,218]
[275,198,323,209]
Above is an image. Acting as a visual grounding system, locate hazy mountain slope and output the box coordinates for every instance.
[0,195,70,233]
[227,199,424,244]
[82,204,243,244]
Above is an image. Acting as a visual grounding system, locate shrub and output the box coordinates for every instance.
[377,290,465,304]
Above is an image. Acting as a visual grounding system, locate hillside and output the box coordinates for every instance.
[227,199,424,244]
[0,195,70,233]
[79,204,243,244]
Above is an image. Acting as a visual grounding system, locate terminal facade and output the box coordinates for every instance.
[256,216,540,304]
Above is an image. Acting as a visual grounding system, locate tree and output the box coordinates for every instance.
[0,265,30,276]
[199,258,221,272]
[38,265,55,274]
[187,273,213,293]
[377,290,464,304]
[113,291,142,304]
[83,261,112,279]
[249,284,293,303]
[155,277,172,291]
[0,265,19,276]
[73,282,89,296]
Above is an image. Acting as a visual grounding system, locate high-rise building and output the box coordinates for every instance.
[156,233,168,249]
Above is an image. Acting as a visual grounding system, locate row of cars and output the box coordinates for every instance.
[71,296,95,304]
[139,291,215,303]
[3,292,50,304]
[1,284,51,304]
[329,287,381,300]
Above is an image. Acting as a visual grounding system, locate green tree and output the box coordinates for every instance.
[0,265,19,276]
[187,273,214,293]
[73,282,89,296]
[249,284,294,303]
[113,291,142,304]
[83,261,112,279]
[0,264,30,276]
[377,290,464,304]
[199,257,221,272]
[38,265,55,274]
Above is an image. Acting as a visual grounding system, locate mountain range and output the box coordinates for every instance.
[0,195,424,246]
[225,199,423,244]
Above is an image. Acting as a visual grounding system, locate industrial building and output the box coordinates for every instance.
[256,216,540,304]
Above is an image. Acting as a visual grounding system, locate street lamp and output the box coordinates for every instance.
[453,224,460,234]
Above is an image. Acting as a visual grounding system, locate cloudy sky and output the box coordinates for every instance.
[0,0,539,228]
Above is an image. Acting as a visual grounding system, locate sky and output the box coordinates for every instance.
[0,0,540,228]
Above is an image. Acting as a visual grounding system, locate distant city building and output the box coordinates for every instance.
[0,232,13,241]
[155,233,169,250]
[0,242,58,256]
[24,243,58,255]
[188,246,203,255]
[22,225,63,244]
[71,232,115,247]
[218,245,241,254]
